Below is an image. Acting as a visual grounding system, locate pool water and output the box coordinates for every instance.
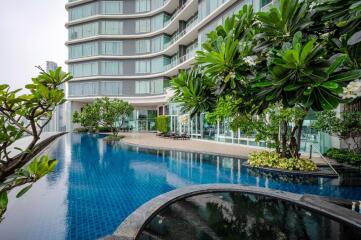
[1,134,361,240]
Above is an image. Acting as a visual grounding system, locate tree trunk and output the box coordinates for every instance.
[281,120,288,158]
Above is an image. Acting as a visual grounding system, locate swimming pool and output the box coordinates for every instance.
[1,133,360,240]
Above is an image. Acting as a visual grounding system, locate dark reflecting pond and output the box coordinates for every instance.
[140,191,361,240]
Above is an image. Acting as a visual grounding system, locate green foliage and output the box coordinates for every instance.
[171,0,361,159]
[248,151,317,172]
[103,135,125,142]
[313,111,361,151]
[171,70,216,116]
[325,148,361,167]
[0,66,70,221]
[0,155,58,221]
[156,116,170,133]
[72,98,133,136]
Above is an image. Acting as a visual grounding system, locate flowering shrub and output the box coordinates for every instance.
[248,151,318,172]
[340,80,361,99]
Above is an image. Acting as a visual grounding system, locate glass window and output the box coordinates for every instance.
[69,42,98,59]
[70,62,98,77]
[135,0,150,13]
[83,22,99,38]
[151,14,164,31]
[135,19,150,33]
[151,57,164,73]
[135,81,150,94]
[83,82,99,96]
[101,41,123,55]
[101,61,123,75]
[102,1,123,14]
[135,39,151,54]
[69,2,98,21]
[151,36,164,52]
[151,79,163,94]
[101,81,123,96]
[101,21,123,34]
[135,60,151,73]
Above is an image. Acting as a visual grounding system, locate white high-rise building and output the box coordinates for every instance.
[65,0,274,132]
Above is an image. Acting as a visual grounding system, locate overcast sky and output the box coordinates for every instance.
[0,0,68,90]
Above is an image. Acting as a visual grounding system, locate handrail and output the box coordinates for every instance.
[312,144,339,176]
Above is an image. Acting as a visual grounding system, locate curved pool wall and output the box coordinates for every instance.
[113,185,361,240]
[1,134,361,240]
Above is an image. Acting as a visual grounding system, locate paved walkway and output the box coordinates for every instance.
[121,133,326,165]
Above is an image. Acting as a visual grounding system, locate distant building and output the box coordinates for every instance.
[43,61,67,132]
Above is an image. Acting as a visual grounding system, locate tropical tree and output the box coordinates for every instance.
[72,98,133,136]
[313,110,361,152]
[99,98,133,137]
[0,67,71,221]
[171,0,361,159]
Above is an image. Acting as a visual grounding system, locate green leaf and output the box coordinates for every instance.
[0,191,8,210]
[330,70,361,82]
[284,84,302,91]
[252,82,273,88]
[347,31,361,45]
[16,184,33,198]
[321,82,339,90]
[327,54,347,74]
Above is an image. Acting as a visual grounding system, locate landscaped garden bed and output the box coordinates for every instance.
[325,148,361,168]
[248,151,318,172]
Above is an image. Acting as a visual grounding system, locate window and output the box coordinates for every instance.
[101,81,123,96]
[102,1,123,14]
[135,19,151,33]
[150,79,163,94]
[135,39,151,54]
[69,2,98,21]
[135,60,151,73]
[83,22,99,38]
[69,81,99,96]
[101,61,123,75]
[69,42,98,59]
[151,57,164,73]
[135,79,163,94]
[135,0,150,13]
[135,81,150,94]
[101,41,123,55]
[69,62,98,77]
[151,14,164,31]
[151,36,164,52]
[101,21,123,34]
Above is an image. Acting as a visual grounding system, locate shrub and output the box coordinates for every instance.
[73,127,88,133]
[103,135,124,141]
[248,151,317,172]
[325,148,361,167]
[98,126,112,132]
[156,116,169,133]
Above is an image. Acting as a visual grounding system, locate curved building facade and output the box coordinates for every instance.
[65,0,273,131]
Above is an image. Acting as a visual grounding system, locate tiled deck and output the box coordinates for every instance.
[121,133,326,165]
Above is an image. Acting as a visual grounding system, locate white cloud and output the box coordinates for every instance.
[0,0,68,91]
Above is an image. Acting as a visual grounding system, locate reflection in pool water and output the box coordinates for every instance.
[140,192,361,240]
[0,134,360,240]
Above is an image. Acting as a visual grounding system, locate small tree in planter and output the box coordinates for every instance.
[72,98,133,139]
[0,67,71,221]
[99,98,133,138]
